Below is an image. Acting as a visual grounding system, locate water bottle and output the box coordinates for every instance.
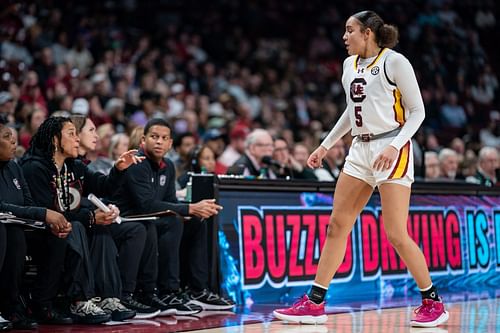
[185,177,192,202]
[258,167,267,179]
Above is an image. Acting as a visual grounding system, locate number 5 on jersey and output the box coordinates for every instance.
[354,106,362,127]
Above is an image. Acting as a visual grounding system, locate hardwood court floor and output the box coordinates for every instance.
[30,296,499,332]
[197,297,498,333]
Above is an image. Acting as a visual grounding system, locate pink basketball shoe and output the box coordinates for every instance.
[410,299,449,327]
[273,295,327,324]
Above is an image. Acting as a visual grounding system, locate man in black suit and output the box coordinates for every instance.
[227,129,277,179]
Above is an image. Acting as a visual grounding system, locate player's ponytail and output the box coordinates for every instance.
[378,24,399,48]
[352,10,399,49]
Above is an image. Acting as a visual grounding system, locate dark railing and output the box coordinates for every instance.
[215,176,500,196]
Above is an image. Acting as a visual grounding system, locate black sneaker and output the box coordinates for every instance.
[159,291,202,316]
[30,304,73,325]
[4,306,37,330]
[121,293,160,319]
[69,298,111,324]
[186,289,235,310]
[0,314,12,331]
[96,298,136,321]
[137,293,175,317]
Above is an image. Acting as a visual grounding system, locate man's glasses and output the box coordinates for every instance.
[254,143,274,148]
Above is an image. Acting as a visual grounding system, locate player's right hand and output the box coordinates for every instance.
[307,146,328,169]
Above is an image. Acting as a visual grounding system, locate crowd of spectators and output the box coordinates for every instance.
[0,0,498,185]
[1,1,498,329]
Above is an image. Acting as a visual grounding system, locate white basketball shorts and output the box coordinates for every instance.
[342,136,414,188]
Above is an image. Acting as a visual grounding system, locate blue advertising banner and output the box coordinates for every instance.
[217,189,500,306]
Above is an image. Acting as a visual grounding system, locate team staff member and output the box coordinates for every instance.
[71,115,160,319]
[111,119,222,315]
[0,223,12,331]
[67,115,140,321]
[0,116,69,330]
[21,117,141,324]
[273,11,448,328]
[176,145,235,310]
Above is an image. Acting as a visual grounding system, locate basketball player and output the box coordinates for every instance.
[273,11,448,328]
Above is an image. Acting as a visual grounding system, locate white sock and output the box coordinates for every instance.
[312,282,328,290]
[419,284,433,292]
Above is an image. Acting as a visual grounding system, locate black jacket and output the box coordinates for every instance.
[111,149,189,216]
[227,153,259,177]
[20,148,124,227]
[0,160,46,221]
[467,170,497,187]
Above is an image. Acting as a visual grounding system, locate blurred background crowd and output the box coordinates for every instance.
[0,0,498,185]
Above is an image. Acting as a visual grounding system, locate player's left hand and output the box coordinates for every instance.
[115,149,145,171]
[373,145,399,171]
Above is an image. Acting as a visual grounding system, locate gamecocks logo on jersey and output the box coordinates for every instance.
[371,66,380,75]
[350,78,367,103]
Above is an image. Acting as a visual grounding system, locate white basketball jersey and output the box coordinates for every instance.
[342,48,407,136]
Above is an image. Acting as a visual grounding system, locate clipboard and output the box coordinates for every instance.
[121,210,191,222]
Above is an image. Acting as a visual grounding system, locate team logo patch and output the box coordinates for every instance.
[350,78,367,103]
[371,66,380,75]
[160,175,166,186]
[12,178,21,190]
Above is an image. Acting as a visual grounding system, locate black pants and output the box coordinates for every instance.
[64,222,126,301]
[64,221,96,301]
[89,226,122,298]
[30,221,98,306]
[139,222,159,293]
[28,228,68,307]
[108,222,150,294]
[0,225,26,311]
[180,217,208,291]
[0,223,5,270]
[156,216,183,293]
